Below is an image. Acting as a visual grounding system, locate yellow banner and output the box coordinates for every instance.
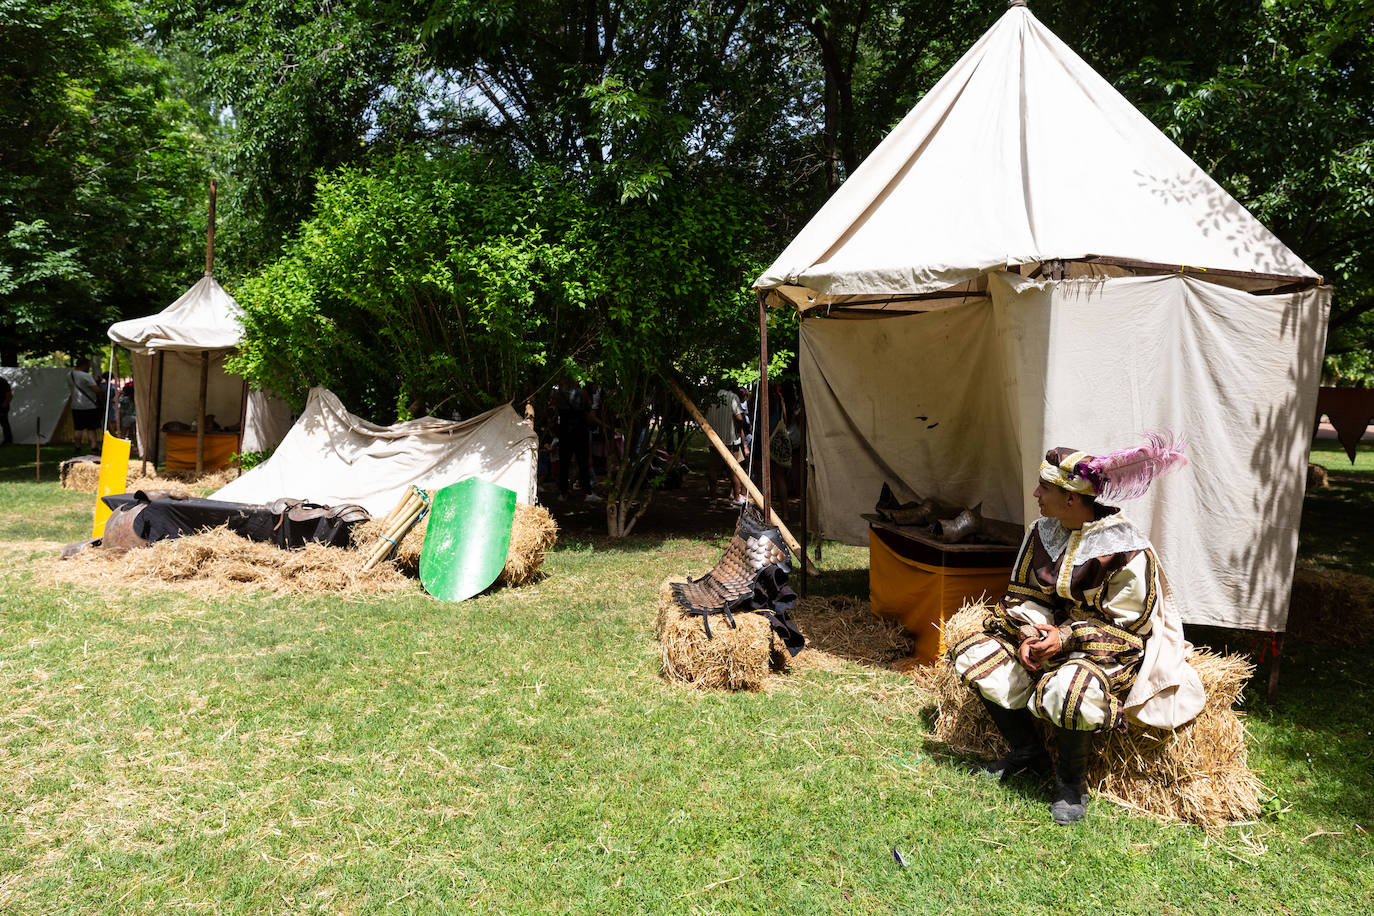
[92,432,132,538]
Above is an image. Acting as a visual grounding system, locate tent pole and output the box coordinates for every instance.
[758,291,771,517]
[798,372,808,597]
[205,179,216,277]
[237,377,249,476]
[151,352,165,469]
[140,349,153,473]
[35,417,40,483]
[196,350,208,475]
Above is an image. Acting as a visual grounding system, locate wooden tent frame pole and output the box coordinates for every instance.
[196,350,208,475]
[798,365,808,597]
[205,179,216,277]
[150,352,164,467]
[757,291,771,518]
[195,179,217,476]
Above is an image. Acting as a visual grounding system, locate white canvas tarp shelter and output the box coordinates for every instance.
[755,3,1330,633]
[212,387,537,517]
[107,274,288,462]
[0,367,76,444]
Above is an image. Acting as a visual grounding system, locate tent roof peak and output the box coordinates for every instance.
[756,1,1317,300]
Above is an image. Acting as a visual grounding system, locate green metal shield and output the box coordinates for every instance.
[419,478,518,602]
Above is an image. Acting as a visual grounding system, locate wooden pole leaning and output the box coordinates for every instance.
[362,486,431,571]
[665,376,813,570]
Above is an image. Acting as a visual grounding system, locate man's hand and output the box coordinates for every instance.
[1017,622,1062,671]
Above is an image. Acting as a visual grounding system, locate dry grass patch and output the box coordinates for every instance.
[47,525,412,597]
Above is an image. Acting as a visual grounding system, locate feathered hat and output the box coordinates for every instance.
[1039,432,1188,502]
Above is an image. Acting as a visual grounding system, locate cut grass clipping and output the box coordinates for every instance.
[50,502,558,597]
[934,601,1261,826]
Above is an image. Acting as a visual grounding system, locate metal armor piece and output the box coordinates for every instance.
[670,507,791,613]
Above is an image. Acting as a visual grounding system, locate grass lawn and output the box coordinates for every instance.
[0,442,1370,914]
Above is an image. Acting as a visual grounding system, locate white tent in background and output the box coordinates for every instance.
[755,2,1330,633]
[212,387,537,516]
[0,367,76,444]
[108,274,290,467]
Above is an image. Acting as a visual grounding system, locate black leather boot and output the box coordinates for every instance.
[976,694,1051,780]
[1050,726,1092,825]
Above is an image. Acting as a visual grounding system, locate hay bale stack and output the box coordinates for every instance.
[1288,566,1374,645]
[656,578,776,690]
[50,525,409,597]
[1306,462,1329,489]
[60,462,233,497]
[352,499,557,586]
[503,503,558,586]
[1093,650,1258,825]
[60,459,101,492]
[933,602,1261,826]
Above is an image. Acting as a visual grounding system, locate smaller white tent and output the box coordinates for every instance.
[211,387,537,516]
[0,367,75,444]
[108,274,288,462]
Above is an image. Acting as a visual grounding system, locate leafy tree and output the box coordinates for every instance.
[148,0,431,272]
[0,0,213,364]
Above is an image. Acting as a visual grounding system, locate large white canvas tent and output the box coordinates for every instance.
[0,367,76,444]
[212,387,537,517]
[107,274,289,463]
[755,2,1330,633]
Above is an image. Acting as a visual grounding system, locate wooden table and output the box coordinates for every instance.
[864,514,1020,664]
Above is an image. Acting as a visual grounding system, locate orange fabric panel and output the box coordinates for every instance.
[869,529,1011,665]
[163,431,239,472]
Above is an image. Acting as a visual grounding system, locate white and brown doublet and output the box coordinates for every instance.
[952,512,1203,732]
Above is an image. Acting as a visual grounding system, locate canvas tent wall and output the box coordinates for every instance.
[0,367,75,444]
[755,3,1330,633]
[107,274,288,463]
[212,387,537,517]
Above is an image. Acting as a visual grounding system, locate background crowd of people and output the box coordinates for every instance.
[533,378,804,521]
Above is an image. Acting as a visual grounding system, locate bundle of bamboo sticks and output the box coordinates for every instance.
[361,486,431,571]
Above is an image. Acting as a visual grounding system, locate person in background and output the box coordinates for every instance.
[704,384,746,505]
[69,358,101,452]
[0,374,13,445]
[118,380,137,446]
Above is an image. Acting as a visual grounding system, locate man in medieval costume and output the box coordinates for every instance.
[950,434,1205,825]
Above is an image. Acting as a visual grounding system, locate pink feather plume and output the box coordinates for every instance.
[1076,431,1188,501]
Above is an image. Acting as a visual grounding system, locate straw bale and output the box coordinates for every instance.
[503,503,558,586]
[656,578,774,690]
[60,460,101,492]
[49,525,410,597]
[1287,565,1374,645]
[60,461,236,498]
[932,601,1261,826]
[1306,462,1329,489]
[353,500,557,586]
